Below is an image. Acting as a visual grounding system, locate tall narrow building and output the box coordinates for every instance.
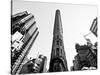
[49,9,68,72]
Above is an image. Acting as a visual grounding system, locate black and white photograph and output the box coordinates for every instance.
[11,0,98,74]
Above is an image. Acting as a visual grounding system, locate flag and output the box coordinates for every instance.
[90,17,97,37]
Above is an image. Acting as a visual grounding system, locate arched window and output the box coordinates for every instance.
[53,60,60,72]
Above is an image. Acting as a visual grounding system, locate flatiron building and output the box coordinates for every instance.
[49,9,68,72]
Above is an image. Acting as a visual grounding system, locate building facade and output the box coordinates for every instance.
[49,9,68,72]
[11,11,39,75]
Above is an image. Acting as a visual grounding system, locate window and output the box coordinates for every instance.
[56,40,59,45]
[57,35,59,39]
[56,48,59,56]
[59,39,62,45]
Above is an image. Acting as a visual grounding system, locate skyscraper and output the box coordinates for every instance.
[11,11,39,75]
[49,9,68,72]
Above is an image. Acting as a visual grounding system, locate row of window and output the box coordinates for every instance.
[53,48,63,57]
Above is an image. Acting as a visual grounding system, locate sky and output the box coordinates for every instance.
[12,0,97,70]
